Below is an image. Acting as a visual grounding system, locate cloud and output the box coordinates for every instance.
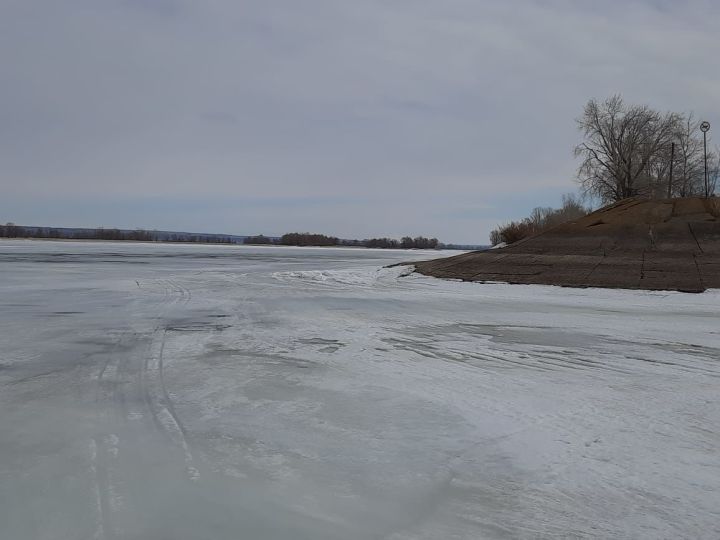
[1,0,719,243]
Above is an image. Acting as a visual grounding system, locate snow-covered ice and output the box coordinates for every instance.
[1,240,719,539]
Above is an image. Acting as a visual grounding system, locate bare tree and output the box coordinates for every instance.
[575,95,680,202]
[489,193,591,245]
[669,114,706,197]
[709,146,720,197]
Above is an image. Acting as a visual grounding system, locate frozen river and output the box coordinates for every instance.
[1,240,719,539]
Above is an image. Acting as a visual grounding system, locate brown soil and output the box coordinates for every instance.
[415,197,720,293]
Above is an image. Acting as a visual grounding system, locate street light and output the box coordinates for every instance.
[700,121,711,197]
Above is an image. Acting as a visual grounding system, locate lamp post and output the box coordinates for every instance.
[700,121,711,197]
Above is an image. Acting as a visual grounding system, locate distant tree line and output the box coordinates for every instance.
[91,228,153,241]
[279,233,340,246]
[0,224,237,244]
[0,223,27,238]
[243,234,274,245]
[362,237,435,248]
[161,233,235,244]
[401,236,439,249]
[244,232,441,249]
[2,223,446,249]
[364,237,400,248]
[489,194,590,246]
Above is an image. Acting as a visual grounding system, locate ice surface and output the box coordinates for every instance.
[1,240,719,539]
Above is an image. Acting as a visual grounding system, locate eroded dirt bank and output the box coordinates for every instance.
[415,197,720,292]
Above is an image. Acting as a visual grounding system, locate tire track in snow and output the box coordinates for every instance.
[88,438,107,540]
[92,335,132,540]
[89,276,199,536]
[131,279,199,480]
[89,435,123,540]
[143,328,200,481]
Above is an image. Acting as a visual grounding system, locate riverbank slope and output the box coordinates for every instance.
[415,197,720,292]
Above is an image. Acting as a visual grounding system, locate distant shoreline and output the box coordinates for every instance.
[1,225,485,250]
[0,237,465,252]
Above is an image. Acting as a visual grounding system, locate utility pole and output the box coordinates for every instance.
[667,142,674,199]
[700,121,711,197]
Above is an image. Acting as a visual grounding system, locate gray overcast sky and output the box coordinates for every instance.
[1,0,719,243]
